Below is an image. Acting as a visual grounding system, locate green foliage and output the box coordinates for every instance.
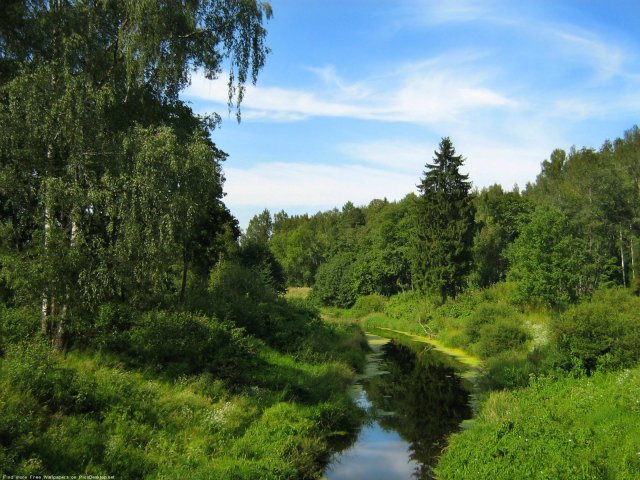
[454,302,531,358]
[552,288,640,373]
[0,0,271,344]
[238,240,287,295]
[525,140,639,293]
[470,185,533,287]
[472,317,531,358]
[412,137,475,302]
[243,209,273,246]
[461,302,518,345]
[383,290,435,326]
[271,197,413,295]
[0,305,39,353]
[435,368,640,479]
[351,294,387,317]
[2,338,102,415]
[125,311,255,379]
[311,252,357,308]
[507,205,597,307]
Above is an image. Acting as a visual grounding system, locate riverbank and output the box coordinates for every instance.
[322,287,640,479]
[0,303,369,479]
[368,326,482,369]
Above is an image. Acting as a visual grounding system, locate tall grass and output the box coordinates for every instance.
[0,304,367,478]
[435,367,640,479]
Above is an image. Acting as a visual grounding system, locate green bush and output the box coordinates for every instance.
[90,302,134,349]
[461,302,519,345]
[479,350,534,390]
[2,339,102,414]
[310,252,357,308]
[351,294,386,317]
[552,288,640,373]
[0,305,40,354]
[126,311,255,379]
[472,316,531,358]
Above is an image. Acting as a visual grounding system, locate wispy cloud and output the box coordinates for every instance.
[539,25,628,81]
[405,0,503,26]
[400,1,636,83]
[337,140,434,172]
[185,54,518,125]
[223,162,416,209]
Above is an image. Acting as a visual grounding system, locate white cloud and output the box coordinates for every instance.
[547,27,627,81]
[223,162,416,209]
[338,140,434,172]
[337,134,551,193]
[408,0,502,26]
[185,55,518,125]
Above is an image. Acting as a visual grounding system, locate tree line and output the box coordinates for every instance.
[256,128,640,308]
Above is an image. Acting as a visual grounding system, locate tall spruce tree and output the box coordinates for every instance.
[412,137,474,302]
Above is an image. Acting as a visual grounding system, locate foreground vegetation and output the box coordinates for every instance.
[436,367,640,479]
[0,300,367,478]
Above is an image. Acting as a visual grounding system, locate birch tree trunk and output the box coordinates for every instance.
[620,225,627,288]
[41,146,53,337]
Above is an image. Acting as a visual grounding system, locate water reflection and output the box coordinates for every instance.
[325,335,471,479]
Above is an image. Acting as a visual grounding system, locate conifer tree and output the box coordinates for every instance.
[412,137,474,302]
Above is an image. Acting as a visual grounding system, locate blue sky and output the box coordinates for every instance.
[183,0,640,229]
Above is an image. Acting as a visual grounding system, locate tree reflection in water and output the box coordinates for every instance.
[364,340,472,479]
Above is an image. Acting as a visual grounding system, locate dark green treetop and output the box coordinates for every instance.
[412,137,475,302]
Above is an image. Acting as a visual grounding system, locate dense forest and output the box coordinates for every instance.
[265,130,640,307]
[2,1,640,479]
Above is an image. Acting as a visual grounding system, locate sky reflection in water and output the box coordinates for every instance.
[325,334,471,480]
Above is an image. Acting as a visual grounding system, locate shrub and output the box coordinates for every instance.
[2,339,101,414]
[472,316,531,358]
[310,253,357,308]
[479,350,534,390]
[209,259,277,306]
[461,302,518,346]
[0,305,40,354]
[90,303,134,349]
[552,288,640,373]
[351,294,386,317]
[126,311,255,379]
[207,260,272,337]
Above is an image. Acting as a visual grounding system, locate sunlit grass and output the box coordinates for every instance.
[436,367,640,479]
[285,287,312,299]
[0,315,366,478]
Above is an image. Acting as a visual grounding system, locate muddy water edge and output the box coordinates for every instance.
[324,332,474,479]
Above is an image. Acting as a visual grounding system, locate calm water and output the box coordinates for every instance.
[324,334,471,480]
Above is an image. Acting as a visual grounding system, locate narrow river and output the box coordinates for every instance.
[324,334,472,479]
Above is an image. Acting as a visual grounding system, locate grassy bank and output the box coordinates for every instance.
[0,302,368,479]
[435,367,640,479]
